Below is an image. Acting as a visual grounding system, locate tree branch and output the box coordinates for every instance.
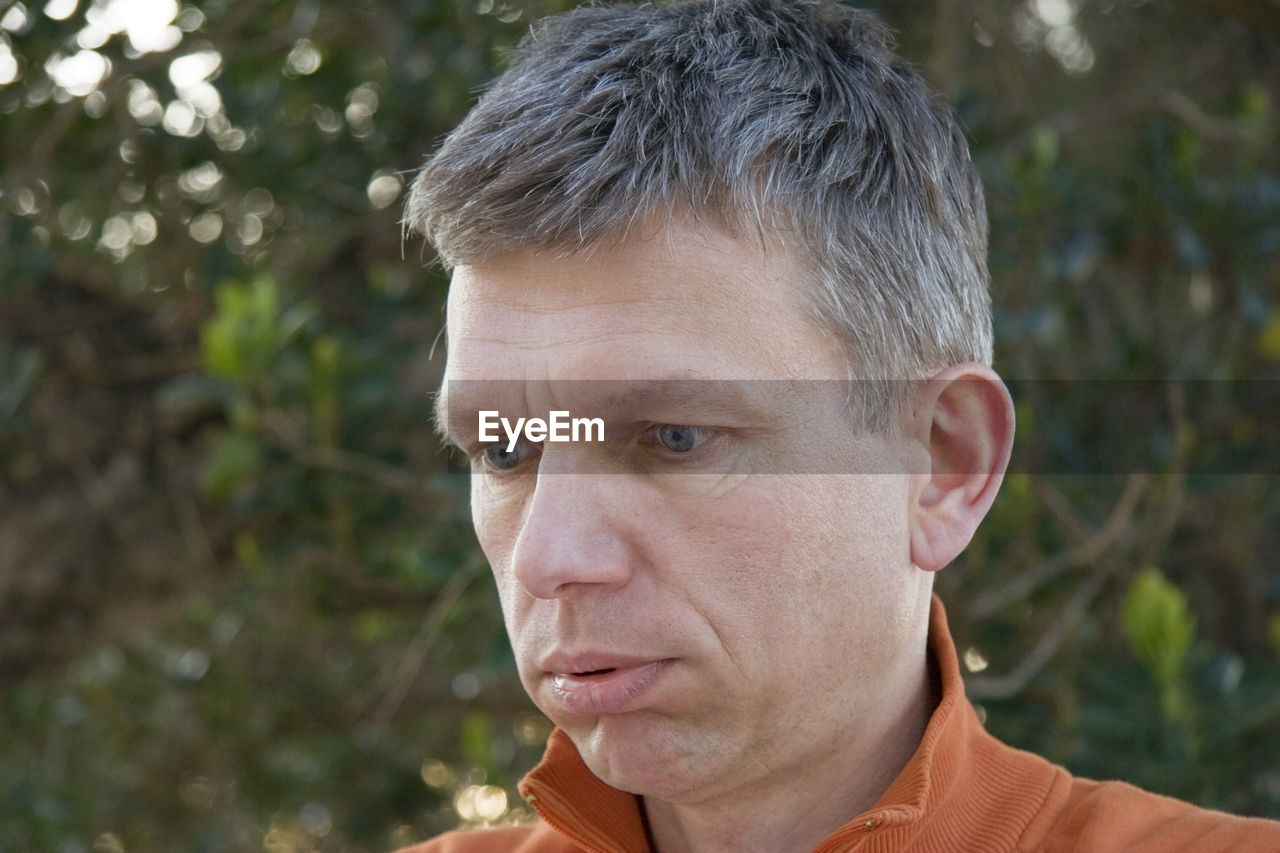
[970,473,1148,619]
[966,570,1106,701]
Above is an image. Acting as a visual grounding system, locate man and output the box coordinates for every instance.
[399,1,1280,851]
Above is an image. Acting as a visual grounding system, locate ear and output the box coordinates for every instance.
[907,363,1015,573]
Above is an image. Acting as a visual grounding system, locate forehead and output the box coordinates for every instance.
[442,225,843,383]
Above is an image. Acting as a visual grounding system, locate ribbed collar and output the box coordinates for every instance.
[518,595,1061,853]
[519,729,652,853]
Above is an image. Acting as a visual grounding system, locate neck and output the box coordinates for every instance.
[641,656,937,853]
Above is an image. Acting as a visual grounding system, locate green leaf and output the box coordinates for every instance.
[200,431,265,497]
[201,277,283,383]
[1121,568,1196,719]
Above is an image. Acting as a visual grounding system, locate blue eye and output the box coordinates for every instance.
[483,440,532,471]
[654,424,709,453]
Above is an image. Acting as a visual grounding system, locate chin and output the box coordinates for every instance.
[570,713,719,800]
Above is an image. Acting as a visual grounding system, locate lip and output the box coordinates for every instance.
[541,654,673,716]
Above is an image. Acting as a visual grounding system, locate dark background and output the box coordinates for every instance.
[1,0,1278,850]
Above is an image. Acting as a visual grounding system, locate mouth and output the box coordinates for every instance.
[545,659,671,715]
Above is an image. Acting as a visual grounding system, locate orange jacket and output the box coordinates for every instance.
[400,599,1280,852]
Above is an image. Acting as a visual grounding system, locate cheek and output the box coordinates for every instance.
[684,477,912,653]
[469,480,526,606]
[470,483,497,552]
[671,482,819,651]
[470,483,548,691]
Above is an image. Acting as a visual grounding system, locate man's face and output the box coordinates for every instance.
[441,225,935,804]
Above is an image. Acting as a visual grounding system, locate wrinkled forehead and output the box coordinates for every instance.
[440,223,836,381]
[431,224,860,445]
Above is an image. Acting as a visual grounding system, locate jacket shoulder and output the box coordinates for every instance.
[1023,776,1280,853]
[395,822,583,853]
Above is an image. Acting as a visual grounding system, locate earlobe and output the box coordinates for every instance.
[908,364,1015,573]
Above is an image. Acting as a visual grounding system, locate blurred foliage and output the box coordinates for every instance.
[1122,567,1194,719]
[0,0,1277,850]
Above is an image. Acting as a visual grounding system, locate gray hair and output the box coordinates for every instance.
[406,0,992,429]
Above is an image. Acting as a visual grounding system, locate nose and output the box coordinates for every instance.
[509,472,635,599]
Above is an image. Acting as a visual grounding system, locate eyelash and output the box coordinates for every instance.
[640,423,715,457]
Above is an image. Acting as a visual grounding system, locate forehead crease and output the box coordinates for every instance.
[450,292,735,339]
[450,327,659,353]
[595,378,746,410]
[453,286,676,311]
[449,240,783,308]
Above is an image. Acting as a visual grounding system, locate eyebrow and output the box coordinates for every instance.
[592,379,754,418]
